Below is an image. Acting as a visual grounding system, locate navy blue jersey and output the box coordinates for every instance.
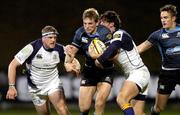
[98,29,144,72]
[72,25,113,68]
[148,24,180,69]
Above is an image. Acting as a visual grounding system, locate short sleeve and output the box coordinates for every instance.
[15,44,33,64]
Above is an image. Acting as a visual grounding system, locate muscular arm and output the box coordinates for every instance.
[64,45,79,63]
[8,59,21,85]
[6,58,21,100]
[137,40,153,54]
[64,45,80,75]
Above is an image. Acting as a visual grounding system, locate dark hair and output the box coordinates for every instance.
[160,4,177,17]
[82,8,99,22]
[100,11,121,30]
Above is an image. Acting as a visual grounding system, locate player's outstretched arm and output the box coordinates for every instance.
[64,58,81,76]
[137,40,153,54]
[6,58,21,100]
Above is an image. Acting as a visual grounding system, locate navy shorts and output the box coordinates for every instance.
[158,69,180,94]
[80,66,115,86]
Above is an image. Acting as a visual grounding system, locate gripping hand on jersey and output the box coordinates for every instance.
[64,58,81,76]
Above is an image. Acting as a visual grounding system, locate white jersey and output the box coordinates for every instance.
[98,29,150,93]
[111,30,144,74]
[111,29,150,92]
[15,39,65,92]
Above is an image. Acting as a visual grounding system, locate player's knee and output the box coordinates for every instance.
[116,93,127,106]
[57,105,68,114]
[156,105,165,113]
[79,105,90,113]
[95,100,105,109]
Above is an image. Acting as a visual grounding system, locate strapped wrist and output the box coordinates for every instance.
[9,83,15,88]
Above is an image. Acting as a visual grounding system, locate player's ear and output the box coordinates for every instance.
[172,16,176,22]
[96,20,100,26]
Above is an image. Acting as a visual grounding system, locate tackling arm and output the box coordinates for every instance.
[64,45,80,76]
[137,40,153,54]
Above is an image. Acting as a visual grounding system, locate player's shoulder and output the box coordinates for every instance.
[150,28,162,37]
[30,38,42,46]
[97,25,111,35]
[75,26,85,35]
[113,29,131,39]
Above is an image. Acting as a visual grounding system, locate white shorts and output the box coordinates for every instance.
[127,66,150,95]
[28,76,63,106]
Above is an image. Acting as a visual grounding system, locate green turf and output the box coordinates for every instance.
[0,103,180,115]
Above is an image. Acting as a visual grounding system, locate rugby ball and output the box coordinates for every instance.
[88,39,106,59]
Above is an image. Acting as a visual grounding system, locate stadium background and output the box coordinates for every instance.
[0,0,180,114]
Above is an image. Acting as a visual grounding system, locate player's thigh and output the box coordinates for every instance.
[48,89,66,109]
[79,86,96,107]
[96,82,112,102]
[119,80,139,100]
[34,101,50,115]
[30,92,50,114]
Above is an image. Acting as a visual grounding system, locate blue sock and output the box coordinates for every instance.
[122,103,134,115]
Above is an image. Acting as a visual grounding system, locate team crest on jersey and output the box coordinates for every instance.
[113,33,121,38]
[81,37,88,43]
[36,54,42,59]
[106,33,112,39]
[176,32,180,37]
[161,33,169,39]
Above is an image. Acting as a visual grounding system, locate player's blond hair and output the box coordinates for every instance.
[82,8,99,22]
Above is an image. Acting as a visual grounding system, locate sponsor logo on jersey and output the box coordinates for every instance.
[81,37,88,43]
[113,33,121,39]
[53,54,57,60]
[161,33,169,39]
[106,33,112,39]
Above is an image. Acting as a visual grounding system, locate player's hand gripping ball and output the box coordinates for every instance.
[88,39,106,59]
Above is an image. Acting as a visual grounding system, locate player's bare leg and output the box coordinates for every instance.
[95,82,111,115]
[117,81,139,115]
[131,99,145,115]
[79,86,96,115]
[151,93,169,115]
[34,101,50,115]
[49,90,70,115]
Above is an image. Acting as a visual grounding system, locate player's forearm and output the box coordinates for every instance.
[64,45,78,63]
[137,40,152,54]
[8,59,19,85]
[97,41,120,64]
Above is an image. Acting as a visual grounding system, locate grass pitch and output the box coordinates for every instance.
[0,102,180,115]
